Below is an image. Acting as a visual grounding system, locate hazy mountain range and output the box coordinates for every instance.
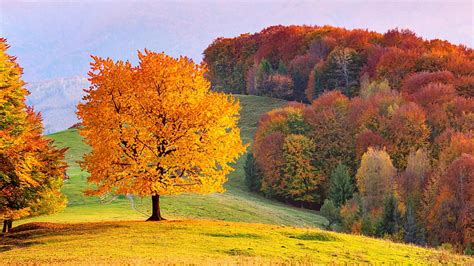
[26,77,89,134]
[3,1,472,133]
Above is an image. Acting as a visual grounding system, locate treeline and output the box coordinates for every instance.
[246,80,473,253]
[203,25,473,101]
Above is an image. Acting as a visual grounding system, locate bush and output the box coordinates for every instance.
[464,243,473,256]
[340,194,362,233]
[320,199,340,230]
[438,243,454,252]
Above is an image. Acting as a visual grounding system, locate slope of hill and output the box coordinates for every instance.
[2,220,472,264]
[18,95,327,227]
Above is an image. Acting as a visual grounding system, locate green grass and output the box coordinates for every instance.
[19,95,326,227]
[5,94,472,263]
[2,220,472,264]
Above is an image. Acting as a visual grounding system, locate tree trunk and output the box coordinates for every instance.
[2,220,12,235]
[2,220,7,234]
[147,194,165,221]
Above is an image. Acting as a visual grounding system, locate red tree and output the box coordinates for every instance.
[428,154,474,248]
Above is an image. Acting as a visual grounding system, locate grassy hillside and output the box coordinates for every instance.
[6,95,472,264]
[2,220,472,264]
[18,95,327,227]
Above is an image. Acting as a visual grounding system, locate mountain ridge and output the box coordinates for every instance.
[26,76,89,134]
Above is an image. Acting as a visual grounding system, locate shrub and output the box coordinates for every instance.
[320,199,340,230]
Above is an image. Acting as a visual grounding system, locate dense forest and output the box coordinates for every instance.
[246,88,472,251]
[203,25,473,101]
[224,26,473,252]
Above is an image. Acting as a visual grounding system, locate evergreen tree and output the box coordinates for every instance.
[361,214,376,236]
[255,58,273,95]
[376,193,402,237]
[329,163,355,207]
[257,59,272,78]
[277,60,288,74]
[305,62,326,101]
[286,111,311,135]
[244,153,262,192]
[404,198,418,244]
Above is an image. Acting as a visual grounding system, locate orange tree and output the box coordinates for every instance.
[77,50,246,221]
[0,39,67,233]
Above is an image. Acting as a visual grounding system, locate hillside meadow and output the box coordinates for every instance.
[16,95,326,227]
[1,220,472,264]
[2,95,472,264]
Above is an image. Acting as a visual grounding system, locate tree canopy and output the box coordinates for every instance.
[77,50,246,220]
[204,25,473,101]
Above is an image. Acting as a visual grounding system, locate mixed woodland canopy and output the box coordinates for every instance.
[204,25,473,101]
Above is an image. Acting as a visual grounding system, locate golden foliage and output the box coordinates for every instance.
[282,134,320,202]
[356,148,396,212]
[77,50,246,197]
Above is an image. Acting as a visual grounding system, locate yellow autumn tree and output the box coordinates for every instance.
[77,50,246,221]
[356,148,396,213]
[282,134,320,205]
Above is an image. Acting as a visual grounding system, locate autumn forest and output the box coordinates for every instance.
[205,25,473,251]
[1,17,473,264]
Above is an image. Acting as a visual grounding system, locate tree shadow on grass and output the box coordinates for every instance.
[205,232,263,239]
[0,222,128,253]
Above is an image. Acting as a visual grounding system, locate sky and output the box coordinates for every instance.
[1,0,473,82]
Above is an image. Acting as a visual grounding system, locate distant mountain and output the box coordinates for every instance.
[26,77,88,134]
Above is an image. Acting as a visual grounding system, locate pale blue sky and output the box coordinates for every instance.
[1,0,473,82]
